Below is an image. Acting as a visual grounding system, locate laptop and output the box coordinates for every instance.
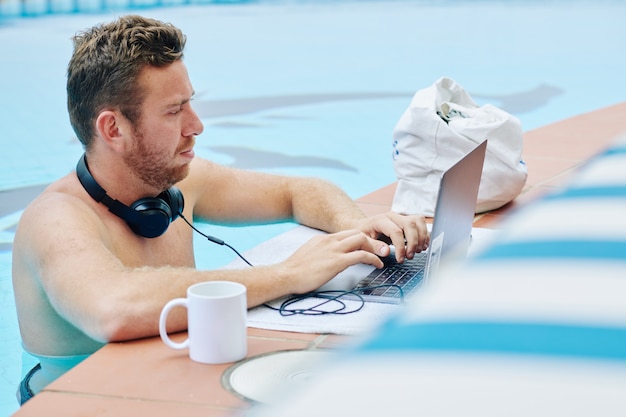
[318,140,488,304]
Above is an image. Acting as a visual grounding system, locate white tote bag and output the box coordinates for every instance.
[391,77,528,216]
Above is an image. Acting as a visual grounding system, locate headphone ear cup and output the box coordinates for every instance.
[130,197,173,238]
[159,187,184,221]
[77,154,186,238]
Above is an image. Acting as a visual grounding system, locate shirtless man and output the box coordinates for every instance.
[12,15,428,404]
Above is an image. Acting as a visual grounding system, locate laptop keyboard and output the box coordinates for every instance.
[353,252,428,300]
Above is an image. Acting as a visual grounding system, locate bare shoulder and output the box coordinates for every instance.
[181,157,239,188]
[182,156,291,194]
[19,176,102,228]
[13,175,108,265]
[181,156,293,221]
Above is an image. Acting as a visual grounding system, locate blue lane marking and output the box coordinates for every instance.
[602,146,626,157]
[360,319,626,362]
[476,240,626,261]
[546,186,626,199]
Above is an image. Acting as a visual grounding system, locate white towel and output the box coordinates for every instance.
[223,225,500,335]
[247,295,398,335]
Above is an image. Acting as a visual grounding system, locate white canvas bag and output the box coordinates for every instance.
[392,77,528,216]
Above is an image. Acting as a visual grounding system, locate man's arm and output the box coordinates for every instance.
[189,157,429,261]
[13,190,383,348]
[185,157,360,229]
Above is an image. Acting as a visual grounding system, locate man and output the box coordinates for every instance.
[12,15,429,404]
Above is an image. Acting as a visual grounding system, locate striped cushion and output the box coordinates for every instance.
[255,136,626,416]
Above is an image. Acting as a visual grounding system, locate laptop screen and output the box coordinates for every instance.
[426,139,488,276]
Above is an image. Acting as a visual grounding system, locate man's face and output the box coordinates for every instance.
[123,60,203,191]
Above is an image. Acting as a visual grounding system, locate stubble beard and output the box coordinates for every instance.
[123,130,190,192]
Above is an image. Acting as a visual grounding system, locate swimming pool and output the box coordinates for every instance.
[1,0,625,414]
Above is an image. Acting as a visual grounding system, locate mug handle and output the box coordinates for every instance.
[159,298,189,350]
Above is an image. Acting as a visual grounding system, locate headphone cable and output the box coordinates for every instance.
[179,213,253,267]
[179,213,406,314]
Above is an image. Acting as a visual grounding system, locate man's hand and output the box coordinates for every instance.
[280,230,385,295]
[355,212,430,263]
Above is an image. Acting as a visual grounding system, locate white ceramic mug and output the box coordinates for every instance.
[159,281,247,364]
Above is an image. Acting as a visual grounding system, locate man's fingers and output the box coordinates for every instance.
[330,231,385,268]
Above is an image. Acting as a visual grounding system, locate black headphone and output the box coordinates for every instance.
[76,154,184,238]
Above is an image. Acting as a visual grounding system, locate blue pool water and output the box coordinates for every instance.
[1,1,625,414]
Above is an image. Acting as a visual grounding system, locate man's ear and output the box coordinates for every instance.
[95,110,131,152]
